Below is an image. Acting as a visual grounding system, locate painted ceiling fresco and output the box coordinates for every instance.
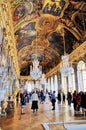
[15,22,36,50]
[10,0,86,76]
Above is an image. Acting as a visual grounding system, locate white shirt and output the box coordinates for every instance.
[32,93,38,101]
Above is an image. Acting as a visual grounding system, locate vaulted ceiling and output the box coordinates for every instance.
[10,0,86,76]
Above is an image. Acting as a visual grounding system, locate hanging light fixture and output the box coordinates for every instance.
[40,73,46,85]
[60,28,73,76]
[30,33,42,80]
[30,54,42,80]
[40,48,47,84]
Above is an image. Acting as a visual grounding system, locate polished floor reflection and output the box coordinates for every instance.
[0,101,86,130]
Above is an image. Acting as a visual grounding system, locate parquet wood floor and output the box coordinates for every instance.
[0,101,86,130]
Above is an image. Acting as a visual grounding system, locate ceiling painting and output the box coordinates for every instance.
[13,2,33,22]
[15,22,36,50]
[74,13,86,32]
[11,0,43,27]
[48,28,77,55]
[8,0,86,77]
[43,0,69,17]
[18,45,32,61]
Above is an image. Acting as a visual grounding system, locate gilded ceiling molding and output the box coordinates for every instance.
[46,22,81,42]
[54,23,81,41]
[18,45,57,68]
[32,39,60,57]
[36,14,57,31]
[47,46,60,57]
[69,41,86,63]
[36,15,59,41]
[46,41,86,78]
[71,11,86,35]
[32,38,49,47]
[42,0,69,18]
[0,2,12,57]
[19,75,32,80]
[11,0,25,8]
[14,20,36,32]
[64,26,81,40]
[11,2,33,13]
[46,63,60,78]
[12,2,35,31]
[19,61,29,69]
[7,1,20,78]
[18,44,60,62]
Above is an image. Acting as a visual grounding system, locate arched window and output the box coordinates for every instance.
[72,68,75,92]
[77,60,86,92]
[47,78,51,92]
[51,76,54,91]
[61,67,75,94]
[54,74,58,95]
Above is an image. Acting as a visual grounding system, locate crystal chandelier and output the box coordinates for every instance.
[60,54,73,76]
[40,73,46,85]
[60,29,73,76]
[30,30,44,80]
[30,56,42,80]
[30,31,42,80]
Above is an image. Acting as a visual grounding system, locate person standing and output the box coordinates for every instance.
[67,92,72,106]
[72,90,77,115]
[20,92,27,114]
[62,92,66,103]
[31,90,39,113]
[40,90,44,104]
[57,91,61,104]
[51,91,56,110]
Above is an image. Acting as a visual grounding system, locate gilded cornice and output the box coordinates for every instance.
[19,75,32,80]
[46,41,86,78]
[70,41,86,62]
[64,26,81,40]
[54,23,81,40]
[17,41,86,80]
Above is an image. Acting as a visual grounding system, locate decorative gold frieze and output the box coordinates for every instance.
[46,41,86,78]
[73,42,79,50]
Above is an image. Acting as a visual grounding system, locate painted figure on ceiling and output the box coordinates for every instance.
[43,0,66,16]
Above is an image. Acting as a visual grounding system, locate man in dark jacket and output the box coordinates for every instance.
[51,91,56,110]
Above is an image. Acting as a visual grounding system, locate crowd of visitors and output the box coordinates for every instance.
[19,89,86,116]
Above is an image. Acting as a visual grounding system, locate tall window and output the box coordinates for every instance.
[70,68,75,92]
[77,61,86,92]
[51,76,54,91]
[64,76,68,94]
[54,74,58,95]
[47,78,51,92]
[61,68,75,94]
